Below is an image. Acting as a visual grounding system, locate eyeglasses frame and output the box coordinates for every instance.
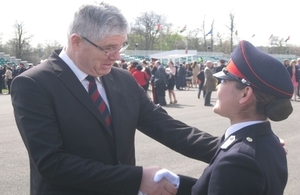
[82,36,129,56]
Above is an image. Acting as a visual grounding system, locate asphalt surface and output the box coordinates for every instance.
[1,87,299,195]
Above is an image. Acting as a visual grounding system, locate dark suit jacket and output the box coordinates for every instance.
[11,49,219,195]
[192,122,287,195]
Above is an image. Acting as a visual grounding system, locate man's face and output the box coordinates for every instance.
[207,62,213,68]
[74,35,127,77]
[155,62,160,67]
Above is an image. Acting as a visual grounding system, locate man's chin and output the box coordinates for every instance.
[212,103,219,114]
[98,67,112,76]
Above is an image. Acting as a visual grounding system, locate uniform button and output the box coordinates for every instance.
[246,137,253,142]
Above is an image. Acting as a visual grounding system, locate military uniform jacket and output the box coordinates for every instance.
[11,49,219,195]
[192,121,287,195]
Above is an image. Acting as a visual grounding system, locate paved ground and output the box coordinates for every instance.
[0,87,299,195]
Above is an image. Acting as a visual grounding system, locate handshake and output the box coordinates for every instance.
[154,168,180,188]
[138,167,182,195]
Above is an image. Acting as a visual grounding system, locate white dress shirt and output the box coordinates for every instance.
[58,48,110,111]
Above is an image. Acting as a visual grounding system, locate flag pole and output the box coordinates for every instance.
[185,26,188,55]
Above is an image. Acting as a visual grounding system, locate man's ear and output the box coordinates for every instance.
[239,86,254,104]
[70,34,82,51]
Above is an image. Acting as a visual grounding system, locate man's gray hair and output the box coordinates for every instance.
[67,2,130,44]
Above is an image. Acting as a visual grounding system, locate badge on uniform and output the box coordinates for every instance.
[221,135,236,149]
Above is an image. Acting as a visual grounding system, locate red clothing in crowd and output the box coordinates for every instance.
[132,70,150,87]
[130,67,137,74]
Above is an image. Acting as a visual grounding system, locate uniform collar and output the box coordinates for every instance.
[225,120,266,139]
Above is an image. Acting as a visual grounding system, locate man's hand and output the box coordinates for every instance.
[140,166,177,195]
[154,168,179,188]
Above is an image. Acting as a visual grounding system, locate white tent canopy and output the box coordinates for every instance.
[149,50,197,62]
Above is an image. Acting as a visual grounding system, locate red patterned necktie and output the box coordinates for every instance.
[86,75,112,129]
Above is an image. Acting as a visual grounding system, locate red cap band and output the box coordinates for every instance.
[226,60,248,80]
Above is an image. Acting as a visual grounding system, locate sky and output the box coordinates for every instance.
[1,0,299,48]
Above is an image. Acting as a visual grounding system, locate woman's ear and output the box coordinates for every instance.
[239,86,254,104]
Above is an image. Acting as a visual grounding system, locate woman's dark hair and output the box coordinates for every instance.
[235,82,292,121]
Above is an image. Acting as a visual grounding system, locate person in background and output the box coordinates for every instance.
[203,61,217,106]
[296,57,300,98]
[4,66,13,94]
[185,63,193,90]
[152,60,167,106]
[196,67,205,99]
[132,64,150,93]
[286,59,299,101]
[165,60,177,104]
[17,63,26,75]
[215,59,227,84]
[141,60,151,97]
[11,65,18,79]
[11,3,220,195]
[120,59,127,69]
[112,61,120,68]
[176,63,186,90]
[192,40,293,195]
[0,66,4,94]
[191,61,200,88]
[128,61,138,74]
[282,59,290,68]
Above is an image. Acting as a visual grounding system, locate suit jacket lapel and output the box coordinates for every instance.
[49,49,114,137]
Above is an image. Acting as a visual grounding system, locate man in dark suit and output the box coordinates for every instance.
[0,66,4,94]
[153,60,167,106]
[11,2,219,195]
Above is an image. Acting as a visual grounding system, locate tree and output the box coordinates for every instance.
[40,40,62,60]
[227,11,236,53]
[10,21,33,59]
[130,11,166,50]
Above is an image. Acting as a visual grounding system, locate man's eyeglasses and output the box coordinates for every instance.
[82,37,129,56]
[222,68,251,86]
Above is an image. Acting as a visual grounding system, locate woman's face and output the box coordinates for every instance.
[213,80,244,119]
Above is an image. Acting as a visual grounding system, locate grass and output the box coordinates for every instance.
[2,88,8,94]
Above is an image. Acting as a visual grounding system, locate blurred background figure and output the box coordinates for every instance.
[191,61,200,88]
[5,66,13,94]
[203,61,217,106]
[286,59,299,101]
[165,60,177,104]
[132,64,150,93]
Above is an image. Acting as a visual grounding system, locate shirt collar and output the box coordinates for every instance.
[58,48,89,82]
[225,120,266,139]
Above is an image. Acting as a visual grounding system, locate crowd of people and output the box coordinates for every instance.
[114,56,300,107]
[110,58,228,106]
[0,63,31,94]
